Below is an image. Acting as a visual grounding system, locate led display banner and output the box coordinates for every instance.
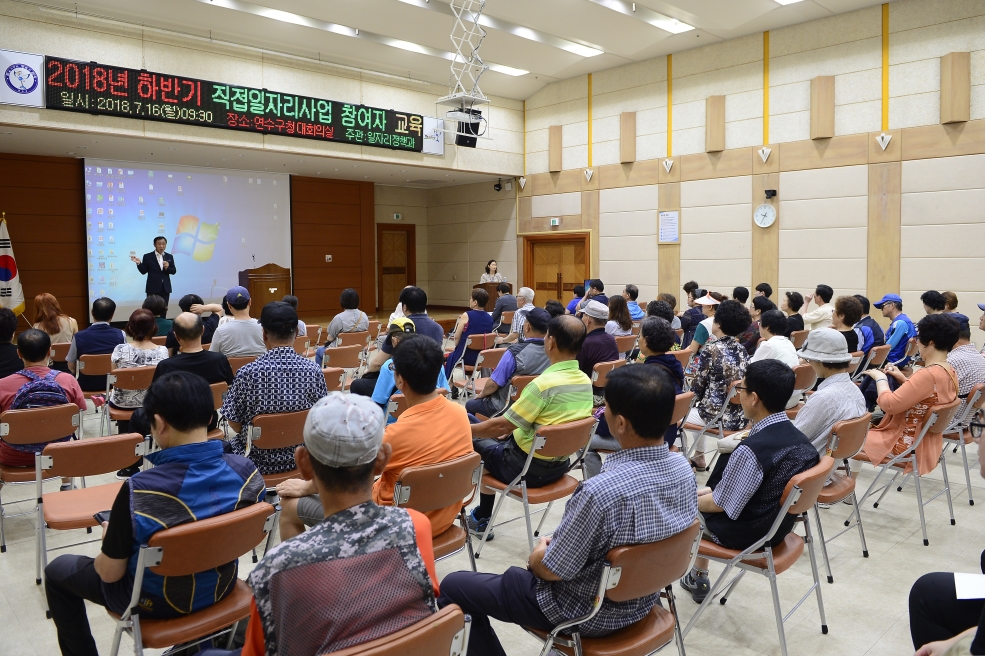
[44,56,423,152]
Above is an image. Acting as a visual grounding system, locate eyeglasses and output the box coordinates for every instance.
[734,385,748,392]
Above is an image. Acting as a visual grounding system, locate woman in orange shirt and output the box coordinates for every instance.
[860,313,960,475]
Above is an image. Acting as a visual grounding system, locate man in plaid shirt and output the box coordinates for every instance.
[439,365,698,656]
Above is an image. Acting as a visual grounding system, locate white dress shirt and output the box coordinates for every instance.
[750,335,800,368]
[155,251,165,270]
[803,303,834,331]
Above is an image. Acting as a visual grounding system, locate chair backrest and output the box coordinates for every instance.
[210,382,228,411]
[151,335,167,346]
[790,330,809,349]
[591,359,626,387]
[0,404,81,445]
[339,331,370,347]
[920,398,963,438]
[500,310,515,327]
[146,502,277,576]
[43,432,146,478]
[322,344,363,369]
[50,342,71,363]
[672,391,695,426]
[791,363,817,392]
[604,519,702,602]
[675,328,684,338]
[827,414,872,460]
[950,384,986,430]
[323,367,345,392]
[250,409,310,450]
[78,353,113,376]
[388,389,449,419]
[465,333,498,353]
[228,355,259,374]
[848,351,864,372]
[368,321,381,338]
[509,375,537,401]
[474,348,506,373]
[394,452,482,512]
[109,366,157,391]
[615,335,637,354]
[637,302,648,313]
[293,335,310,355]
[325,604,467,656]
[533,416,597,458]
[783,456,836,514]
[867,344,891,368]
[631,323,642,335]
[305,324,322,341]
[672,350,691,369]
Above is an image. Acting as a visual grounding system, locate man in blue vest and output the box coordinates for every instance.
[66,297,126,391]
[874,293,917,366]
[44,371,265,656]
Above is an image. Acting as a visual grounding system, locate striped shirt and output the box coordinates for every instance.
[511,302,536,335]
[503,359,592,460]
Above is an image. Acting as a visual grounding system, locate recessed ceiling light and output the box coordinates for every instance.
[586,0,693,33]
[168,147,177,151]
[89,140,99,143]
[445,174,450,177]
[363,176,369,179]
[316,171,322,174]
[401,170,407,172]
[352,165,359,168]
[237,154,244,157]
[297,159,303,162]
[66,151,76,155]
[774,0,804,4]
[334,168,340,171]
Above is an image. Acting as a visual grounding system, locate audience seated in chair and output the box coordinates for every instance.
[350,320,450,416]
[684,292,723,358]
[564,284,584,315]
[623,284,645,321]
[657,293,685,331]
[466,315,592,538]
[223,393,440,656]
[314,288,369,366]
[686,300,752,470]
[280,295,306,336]
[44,371,264,656]
[278,335,472,540]
[680,282,704,347]
[366,286,444,373]
[544,299,566,319]
[604,295,633,337]
[921,290,947,315]
[945,313,984,422]
[0,308,23,379]
[577,300,619,400]
[875,293,916,366]
[831,295,872,355]
[502,287,536,344]
[853,295,886,349]
[793,329,868,456]
[491,282,517,333]
[142,294,171,337]
[585,316,685,478]
[444,288,495,379]
[464,308,551,419]
[165,293,221,355]
[0,329,86,490]
[208,287,266,359]
[31,293,78,369]
[680,359,820,603]
[781,291,805,336]
[646,299,683,348]
[800,284,835,331]
[750,310,799,368]
[573,278,609,316]
[756,282,773,299]
[440,364,697,656]
[67,297,126,392]
[222,302,329,476]
[108,309,169,435]
[738,296,776,356]
[856,314,959,477]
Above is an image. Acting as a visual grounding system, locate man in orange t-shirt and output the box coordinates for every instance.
[371,334,474,536]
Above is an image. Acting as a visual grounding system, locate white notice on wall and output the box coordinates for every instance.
[659,210,679,244]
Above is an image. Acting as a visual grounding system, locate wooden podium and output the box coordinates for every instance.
[473,282,511,311]
[239,264,291,318]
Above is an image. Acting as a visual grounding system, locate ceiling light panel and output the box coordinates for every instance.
[586,0,694,33]
[395,0,604,57]
[192,0,528,74]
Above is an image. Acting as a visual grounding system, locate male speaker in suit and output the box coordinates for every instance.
[130,236,176,307]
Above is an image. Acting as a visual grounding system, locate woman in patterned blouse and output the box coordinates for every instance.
[686,299,752,470]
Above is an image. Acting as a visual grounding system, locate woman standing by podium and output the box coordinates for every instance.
[479,259,506,284]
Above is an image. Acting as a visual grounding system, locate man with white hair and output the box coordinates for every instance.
[503,287,536,343]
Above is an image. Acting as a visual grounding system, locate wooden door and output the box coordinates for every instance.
[525,235,589,308]
[377,224,416,312]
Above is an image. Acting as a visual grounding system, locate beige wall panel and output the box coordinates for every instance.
[780,165,870,200]
[900,120,985,160]
[901,223,984,257]
[518,215,584,234]
[778,259,867,297]
[868,129,903,163]
[706,96,726,152]
[780,197,870,230]
[867,162,902,303]
[770,107,811,145]
[593,140,621,168]
[810,76,836,140]
[530,170,584,196]
[599,237,658,262]
[900,154,985,192]
[620,112,637,163]
[941,52,972,124]
[549,125,563,172]
[779,227,869,258]
[518,196,532,222]
[598,160,663,189]
[680,258,752,292]
[599,261,659,302]
[681,148,754,181]
[681,176,752,207]
[681,231,752,261]
[900,258,985,291]
[599,185,659,213]
[778,134,869,171]
[680,204,752,234]
[563,145,589,172]
[599,210,659,237]
[532,192,582,217]
[901,189,985,225]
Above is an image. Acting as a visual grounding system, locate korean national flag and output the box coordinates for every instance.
[0,219,25,315]
[0,50,44,108]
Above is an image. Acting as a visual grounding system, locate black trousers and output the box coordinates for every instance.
[45,555,132,656]
[349,371,379,397]
[471,438,569,518]
[438,566,555,656]
[909,571,984,652]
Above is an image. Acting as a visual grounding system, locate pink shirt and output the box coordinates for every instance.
[0,366,87,413]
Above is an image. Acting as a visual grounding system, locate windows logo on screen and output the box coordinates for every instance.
[173,215,219,262]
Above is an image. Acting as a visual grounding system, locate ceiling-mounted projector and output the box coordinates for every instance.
[448,108,484,148]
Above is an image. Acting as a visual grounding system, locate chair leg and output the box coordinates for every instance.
[958,434,975,506]
[940,455,956,526]
[534,500,554,537]
[874,470,901,508]
[225,619,241,649]
[851,492,869,558]
[460,508,477,572]
[475,489,507,559]
[35,503,43,585]
[812,504,834,584]
[666,585,688,656]
[109,619,124,656]
[131,615,144,656]
[0,484,6,554]
[718,569,746,605]
[802,514,828,634]
[521,483,535,554]
[912,463,929,546]
[765,553,788,656]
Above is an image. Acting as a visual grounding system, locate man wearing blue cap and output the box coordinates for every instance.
[946,312,985,423]
[874,294,916,366]
[208,287,266,358]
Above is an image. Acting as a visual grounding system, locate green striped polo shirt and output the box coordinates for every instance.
[504,359,593,460]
